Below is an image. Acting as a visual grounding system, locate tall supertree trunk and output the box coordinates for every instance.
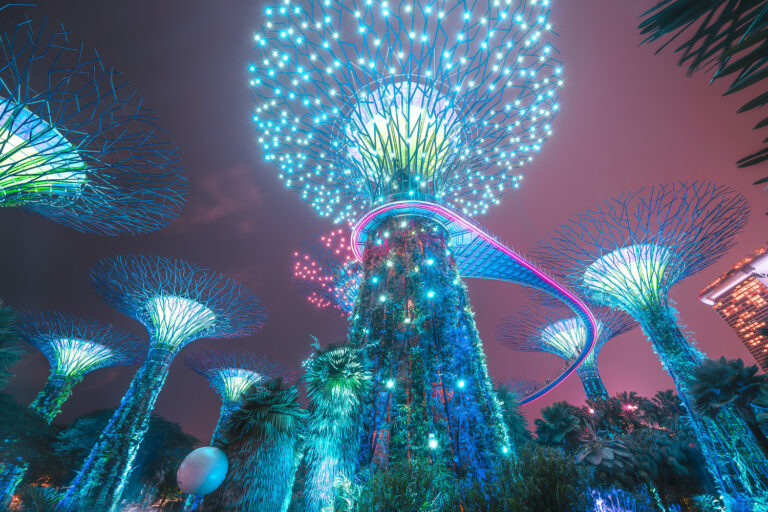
[350,216,508,477]
[199,434,298,512]
[61,348,174,512]
[0,375,78,507]
[639,302,768,507]
[576,365,608,401]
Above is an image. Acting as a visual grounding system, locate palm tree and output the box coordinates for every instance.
[303,343,371,512]
[535,402,582,449]
[494,382,532,448]
[200,379,307,512]
[689,357,768,457]
[0,299,22,389]
[639,0,768,200]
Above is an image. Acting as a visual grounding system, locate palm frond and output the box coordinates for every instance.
[640,0,768,201]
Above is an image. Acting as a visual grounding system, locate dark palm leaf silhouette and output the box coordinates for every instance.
[689,357,768,457]
[640,0,768,200]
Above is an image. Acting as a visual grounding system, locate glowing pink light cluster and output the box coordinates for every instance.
[292,228,361,316]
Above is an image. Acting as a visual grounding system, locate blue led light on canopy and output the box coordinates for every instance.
[250,0,563,222]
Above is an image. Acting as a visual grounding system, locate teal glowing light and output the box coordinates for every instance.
[250,0,563,222]
[146,295,216,351]
[583,244,672,303]
[216,367,266,403]
[540,317,589,361]
[0,99,87,205]
[50,338,117,378]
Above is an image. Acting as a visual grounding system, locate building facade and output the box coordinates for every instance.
[700,246,768,370]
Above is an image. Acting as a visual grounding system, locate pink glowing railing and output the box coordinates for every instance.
[351,200,597,404]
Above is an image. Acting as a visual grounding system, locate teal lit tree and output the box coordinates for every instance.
[0,311,142,507]
[17,311,144,423]
[497,305,635,400]
[183,351,280,511]
[302,342,372,512]
[535,181,768,510]
[0,17,186,235]
[60,255,267,512]
[250,0,578,479]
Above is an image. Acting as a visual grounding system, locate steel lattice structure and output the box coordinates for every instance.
[61,255,267,512]
[292,228,361,316]
[497,304,635,400]
[250,0,562,223]
[534,181,768,510]
[0,17,186,235]
[17,310,144,422]
[0,311,143,506]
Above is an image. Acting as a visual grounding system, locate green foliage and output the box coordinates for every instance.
[689,357,768,457]
[639,0,768,189]
[534,401,581,448]
[303,343,372,512]
[0,394,61,482]
[19,485,63,512]
[201,379,307,512]
[494,382,531,447]
[334,457,457,512]
[458,444,591,512]
[0,299,22,389]
[53,408,197,504]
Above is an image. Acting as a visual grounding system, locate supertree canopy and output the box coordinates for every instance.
[535,181,768,510]
[183,351,280,511]
[302,342,371,512]
[0,18,186,235]
[60,255,267,512]
[292,228,361,316]
[17,311,144,423]
[252,0,594,481]
[250,0,562,222]
[0,311,143,507]
[496,305,635,400]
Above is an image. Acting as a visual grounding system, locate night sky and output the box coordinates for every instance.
[1,0,767,444]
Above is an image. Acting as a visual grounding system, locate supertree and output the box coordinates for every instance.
[302,342,372,512]
[534,181,768,510]
[250,0,597,479]
[59,255,267,512]
[182,351,281,511]
[497,305,635,400]
[0,311,143,506]
[292,228,361,317]
[0,17,186,235]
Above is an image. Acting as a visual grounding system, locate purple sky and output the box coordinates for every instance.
[1,0,766,443]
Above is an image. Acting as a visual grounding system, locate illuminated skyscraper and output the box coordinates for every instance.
[700,246,768,370]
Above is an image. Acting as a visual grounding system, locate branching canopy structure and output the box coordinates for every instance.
[186,350,279,405]
[496,305,634,400]
[534,181,768,509]
[250,0,562,222]
[18,311,143,385]
[292,228,361,316]
[62,255,267,512]
[0,18,186,234]
[89,255,267,354]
